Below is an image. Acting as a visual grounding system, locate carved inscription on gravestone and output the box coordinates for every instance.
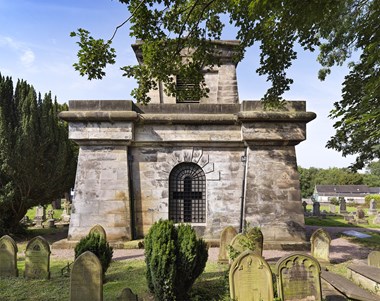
[276,253,322,301]
[229,250,274,301]
[310,228,331,264]
[218,226,238,263]
[70,251,103,301]
[0,235,18,277]
[24,236,51,279]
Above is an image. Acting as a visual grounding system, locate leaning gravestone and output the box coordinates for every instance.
[117,288,139,301]
[218,226,238,263]
[310,228,331,264]
[368,251,380,268]
[70,251,103,301]
[339,198,347,214]
[89,224,107,240]
[229,250,274,301]
[276,253,322,301]
[368,199,378,216]
[312,202,320,216]
[24,236,51,279]
[0,235,18,277]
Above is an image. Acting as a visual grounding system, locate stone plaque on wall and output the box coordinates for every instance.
[0,235,18,277]
[310,228,331,264]
[24,236,51,279]
[229,250,274,301]
[276,253,322,301]
[218,226,238,263]
[70,251,103,301]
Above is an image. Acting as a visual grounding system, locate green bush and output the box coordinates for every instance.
[145,220,208,301]
[365,194,380,208]
[74,232,113,275]
[329,197,339,205]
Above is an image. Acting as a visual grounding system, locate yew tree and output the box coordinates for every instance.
[0,74,77,234]
[71,0,379,169]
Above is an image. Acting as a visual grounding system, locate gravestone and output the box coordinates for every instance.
[356,207,365,219]
[368,199,378,216]
[368,251,380,268]
[229,228,263,260]
[218,226,238,263]
[0,235,18,277]
[70,251,103,301]
[329,204,336,214]
[46,209,55,228]
[89,224,107,240]
[117,288,138,301]
[302,201,307,213]
[24,236,51,279]
[229,250,274,301]
[339,198,347,214]
[312,202,320,216]
[374,214,380,225]
[276,252,322,301]
[34,205,45,227]
[61,200,71,223]
[51,198,61,209]
[310,228,331,264]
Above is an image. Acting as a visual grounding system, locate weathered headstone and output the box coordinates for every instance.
[229,250,274,301]
[51,198,61,209]
[24,236,51,279]
[313,202,320,216]
[368,199,378,216]
[218,226,238,263]
[356,207,365,219]
[329,204,336,214]
[0,235,18,277]
[34,205,45,227]
[229,228,263,260]
[89,224,107,240]
[310,228,331,264]
[374,214,380,225]
[70,251,103,301]
[339,198,347,214]
[368,251,380,268]
[61,200,71,223]
[117,288,138,301]
[276,253,322,301]
[302,201,307,213]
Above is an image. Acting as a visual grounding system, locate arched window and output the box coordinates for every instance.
[169,163,206,223]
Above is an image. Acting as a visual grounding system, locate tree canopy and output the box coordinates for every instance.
[0,74,77,234]
[71,0,379,169]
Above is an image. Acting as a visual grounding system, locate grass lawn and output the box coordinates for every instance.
[0,258,230,301]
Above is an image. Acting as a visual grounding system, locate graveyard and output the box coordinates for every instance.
[1,202,380,300]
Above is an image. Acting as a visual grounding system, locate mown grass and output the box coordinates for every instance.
[0,258,230,301]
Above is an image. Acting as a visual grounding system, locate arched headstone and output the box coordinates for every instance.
[0,235,18,277]
[117,288,138,301]
[89,224,107,240]
[24,236,51,279]
[276,253,322,301]
[229,228,263,260]
[368,251,380,268]
[218,226,237,263]
[229,250,274,301]
[70,251,103,301]
[310,228,331,264]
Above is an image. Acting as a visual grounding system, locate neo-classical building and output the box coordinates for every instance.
[59,41,316,249]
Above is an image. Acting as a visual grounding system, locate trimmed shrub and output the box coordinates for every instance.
[365,194,380,208]
[74,232,113,275]
[145,220,208,301]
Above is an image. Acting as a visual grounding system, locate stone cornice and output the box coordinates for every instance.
[237,111,316,123]
[59,111,139,122]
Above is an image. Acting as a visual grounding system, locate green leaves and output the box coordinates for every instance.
[71,28,116,80]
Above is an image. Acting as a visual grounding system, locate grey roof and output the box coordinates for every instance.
[315,185,372,197]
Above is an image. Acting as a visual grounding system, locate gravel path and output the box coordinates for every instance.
[47,226,379,264]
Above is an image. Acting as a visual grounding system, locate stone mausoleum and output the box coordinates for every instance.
[59,40,316,249]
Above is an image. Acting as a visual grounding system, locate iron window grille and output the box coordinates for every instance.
[169,162,206,223]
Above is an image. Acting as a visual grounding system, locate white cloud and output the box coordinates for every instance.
[0,35,35,68]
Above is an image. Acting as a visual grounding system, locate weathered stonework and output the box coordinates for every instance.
[59,41,316,248]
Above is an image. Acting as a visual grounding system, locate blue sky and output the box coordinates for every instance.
[0,0,358,168]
